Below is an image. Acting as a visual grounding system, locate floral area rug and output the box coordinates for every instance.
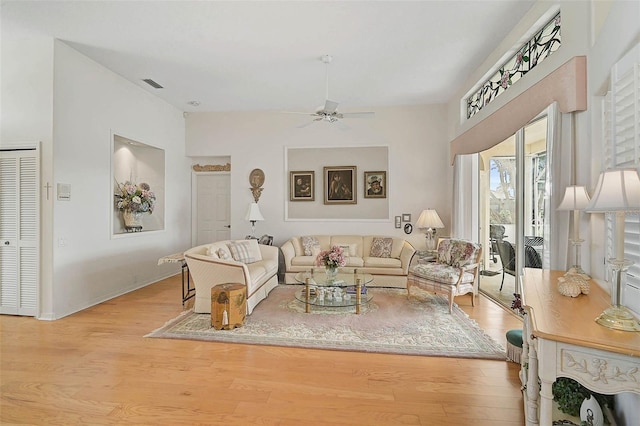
[146,285,506,360]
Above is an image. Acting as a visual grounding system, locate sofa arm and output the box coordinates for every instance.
[399,241,417,273]
[280,239,296,271]
[185,253,251,286]
[258,244,279,263]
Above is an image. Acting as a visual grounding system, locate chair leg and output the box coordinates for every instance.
[448,295,454,314]
[470,292,475,307]
[499,271,505,291]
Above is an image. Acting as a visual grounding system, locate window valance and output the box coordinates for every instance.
[450,56,586,164]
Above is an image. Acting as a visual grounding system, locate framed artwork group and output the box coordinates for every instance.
[289,167,387,205]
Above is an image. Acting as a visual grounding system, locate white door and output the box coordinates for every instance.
[195,173,230,245]
[0,149,39,316]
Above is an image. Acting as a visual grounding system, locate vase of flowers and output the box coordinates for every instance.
[316,245,346,282]
[115,180,156,229]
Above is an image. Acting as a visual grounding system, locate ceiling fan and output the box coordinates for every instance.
[284,55,374,125]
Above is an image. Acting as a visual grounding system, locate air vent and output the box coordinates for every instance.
[142,78,163,89]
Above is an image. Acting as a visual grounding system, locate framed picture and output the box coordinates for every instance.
[395,216,401,228]
[289,171,315,201]
[402,213,411,222]
[364,171,386,198]
[324,166,357,204]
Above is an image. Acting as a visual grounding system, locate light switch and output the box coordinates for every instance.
[57,183,71,201]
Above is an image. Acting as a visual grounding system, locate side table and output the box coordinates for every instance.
[211,283,246,330]
[158,252,194,306]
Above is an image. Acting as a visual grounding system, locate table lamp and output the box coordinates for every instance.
[416,209,444,251]
[245,202,264,238]
[585,168,640,331]
[557,185,591,276]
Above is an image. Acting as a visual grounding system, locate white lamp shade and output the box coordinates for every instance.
[245,202,264,221]
[416,209,444,229]
[585,168,640,212]
[557,185,591,210]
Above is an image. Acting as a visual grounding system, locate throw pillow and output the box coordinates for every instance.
[337,244,358,257]
[217,248,231,260]
[370,237,393,258]
[301,236,320,256]
[227,241,255,264]
[205,245,219,258]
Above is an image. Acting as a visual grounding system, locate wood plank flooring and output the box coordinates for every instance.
[1,275,524,425]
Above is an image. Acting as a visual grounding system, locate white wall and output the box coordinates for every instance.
[185,104,450,250]
[1,31,192,319]
[48,42,192,318]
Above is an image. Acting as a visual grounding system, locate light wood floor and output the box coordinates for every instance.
[1,274,524,425]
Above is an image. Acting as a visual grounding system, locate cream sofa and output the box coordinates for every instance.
[281,235,416,288]
[184,239,279,314]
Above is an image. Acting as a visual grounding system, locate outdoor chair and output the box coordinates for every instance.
[496,240,543,291]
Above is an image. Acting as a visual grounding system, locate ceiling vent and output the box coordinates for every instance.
[142,78,163,89]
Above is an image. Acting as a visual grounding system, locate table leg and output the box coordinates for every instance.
[355,278,361,314]
[305,278,311,313]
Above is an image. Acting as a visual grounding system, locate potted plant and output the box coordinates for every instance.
[552,377,614,424]
[114,180,156,228]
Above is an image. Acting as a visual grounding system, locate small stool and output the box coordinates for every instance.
[211,283,246,330]
[505,329,523,363]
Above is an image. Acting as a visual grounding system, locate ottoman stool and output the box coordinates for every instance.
[211,283,246,330]
[506,329,523,363]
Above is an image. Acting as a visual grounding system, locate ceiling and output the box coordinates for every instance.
[3,0,537,113]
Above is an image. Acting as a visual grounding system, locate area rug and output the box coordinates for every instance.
[146,285,506,360]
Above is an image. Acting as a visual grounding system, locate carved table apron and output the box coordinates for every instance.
[521,269,640,425]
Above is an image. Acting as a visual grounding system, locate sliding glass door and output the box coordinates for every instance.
[478,116,549,308]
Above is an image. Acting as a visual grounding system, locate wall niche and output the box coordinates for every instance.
[112,133,165,235]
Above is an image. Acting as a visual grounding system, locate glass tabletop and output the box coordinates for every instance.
[294,271,374,287]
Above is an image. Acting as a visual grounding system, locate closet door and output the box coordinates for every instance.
[0,150,38,316]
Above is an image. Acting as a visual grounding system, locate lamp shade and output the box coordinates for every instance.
[245,202,264,221]
[416,209,444,229]
[557,185,591,210]
[585,169,640,212]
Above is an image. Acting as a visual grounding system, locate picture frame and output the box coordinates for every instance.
[289,171,315,201]
[324,166,357,204]
[364,171,386,198]
[395,216,401,228]
[402,213,411,222]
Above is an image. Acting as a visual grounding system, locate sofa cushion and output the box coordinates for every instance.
[330,236,362,257]
[301,236,320,256]
[364,256,402,268]
[227,240,258,264]
[409,263,475,285]
[370,237,393,258]
[291,256,317,267]
[216,248,231,260]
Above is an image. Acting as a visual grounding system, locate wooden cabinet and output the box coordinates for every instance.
[520,269,640,425]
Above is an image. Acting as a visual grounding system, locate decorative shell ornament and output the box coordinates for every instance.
[557,272,590,297]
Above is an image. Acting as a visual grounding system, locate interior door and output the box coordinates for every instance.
[0,149,39,316]
[195,173,230,245]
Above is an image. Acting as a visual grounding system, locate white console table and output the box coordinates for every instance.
[520,268,640,425]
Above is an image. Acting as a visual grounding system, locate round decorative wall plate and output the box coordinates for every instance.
[404,223,413,234]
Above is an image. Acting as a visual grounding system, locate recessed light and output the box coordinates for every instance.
[187,100,200,107]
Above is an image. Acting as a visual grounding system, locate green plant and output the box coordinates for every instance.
[552,377,614,423]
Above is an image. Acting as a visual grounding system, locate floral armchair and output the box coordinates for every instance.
[407,238,482,313]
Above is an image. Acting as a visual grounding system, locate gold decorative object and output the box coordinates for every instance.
[249,168,265,202]
[192,163,231,172]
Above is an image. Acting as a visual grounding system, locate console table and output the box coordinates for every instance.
[158,252,194,306]
[520,268,640,425]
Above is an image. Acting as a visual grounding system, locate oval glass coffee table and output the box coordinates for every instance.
[294,271,374,314]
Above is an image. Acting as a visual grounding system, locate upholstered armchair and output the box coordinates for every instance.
[407,238,482,313]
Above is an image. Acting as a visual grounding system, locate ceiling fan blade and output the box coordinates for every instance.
[341,112,375,118]
[323,100,339,114]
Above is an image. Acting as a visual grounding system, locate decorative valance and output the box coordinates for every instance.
[450,56,586,164]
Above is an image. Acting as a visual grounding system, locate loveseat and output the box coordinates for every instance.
[184,239,279,314]
[281,235,416,288]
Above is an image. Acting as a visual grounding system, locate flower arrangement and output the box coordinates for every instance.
[315,245,347,269]
[115,181,156,213]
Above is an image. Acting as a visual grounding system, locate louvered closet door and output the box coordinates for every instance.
[0,150,38,316]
